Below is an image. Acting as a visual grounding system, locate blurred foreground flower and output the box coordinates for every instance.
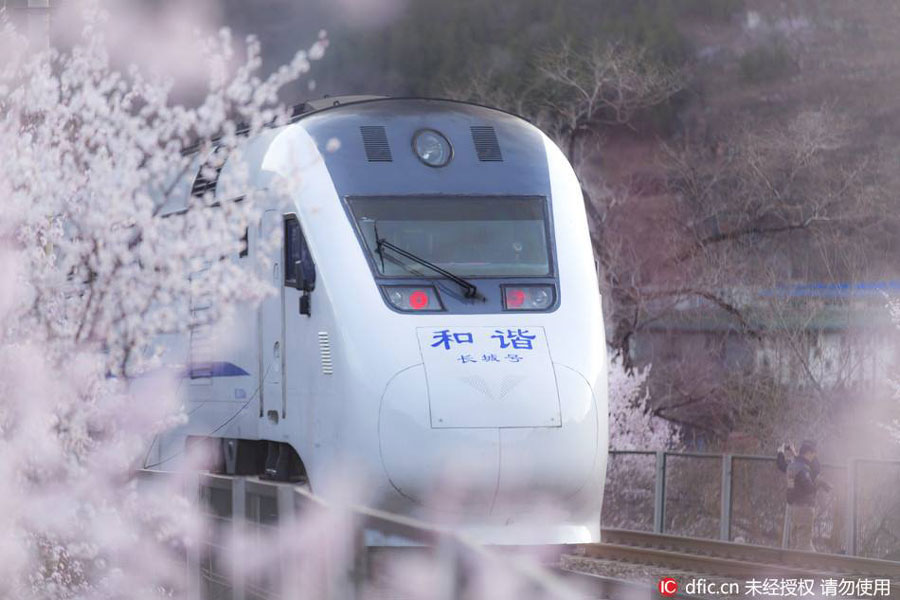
[0,3,326,596]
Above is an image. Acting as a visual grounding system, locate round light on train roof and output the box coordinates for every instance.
[413,129,452,167]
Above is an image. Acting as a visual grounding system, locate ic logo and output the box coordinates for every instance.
[659,577,678,597]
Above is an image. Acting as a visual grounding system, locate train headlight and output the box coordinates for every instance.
[381,285,444,311]
[502,284,555,311]
[412,129,452,167]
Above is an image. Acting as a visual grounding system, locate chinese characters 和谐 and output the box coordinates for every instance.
[429,328,535,365]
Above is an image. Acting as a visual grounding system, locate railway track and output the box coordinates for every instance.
[366,546,669,600]
[555,529,900,595]
[547,567,696,600]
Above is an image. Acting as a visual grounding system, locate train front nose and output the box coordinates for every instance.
[378,365,501,514]
[378,342,601,517]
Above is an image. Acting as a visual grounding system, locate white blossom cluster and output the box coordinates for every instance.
[1,16,327,377]
[0,5,326,597]
[607,356,679,450]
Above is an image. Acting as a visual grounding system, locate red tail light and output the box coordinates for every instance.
[381,285,444,312]
[502,284,555,311]
[506,288,527,308]
[409,290,429,310]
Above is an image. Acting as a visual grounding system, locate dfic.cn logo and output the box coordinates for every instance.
[658,577,678,597]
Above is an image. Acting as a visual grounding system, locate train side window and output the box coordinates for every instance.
[283,215,312,287]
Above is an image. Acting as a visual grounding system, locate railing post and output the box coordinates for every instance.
[185,473,202,599]
[332,514,366,600]
[653,451,667,534]
[845,459,858,556]
[437,537,464,600]
[720,455,733,541]
[350,525,368,600]
[231,478,247,600]
[277,486,297,598]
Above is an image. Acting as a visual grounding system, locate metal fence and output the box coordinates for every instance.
[603,451,900,560]
[136,470,590,600]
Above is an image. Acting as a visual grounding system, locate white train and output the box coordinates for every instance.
[145,96,609,544]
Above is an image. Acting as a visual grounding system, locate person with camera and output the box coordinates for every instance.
[777,439,831,551]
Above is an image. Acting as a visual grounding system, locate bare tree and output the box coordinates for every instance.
[607,108,883,358]
[536,42,684,156]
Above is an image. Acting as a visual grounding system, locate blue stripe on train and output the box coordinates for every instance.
[187,361,250,378]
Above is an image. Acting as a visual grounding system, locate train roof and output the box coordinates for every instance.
[289,95,529,123]
[182,96,529,156]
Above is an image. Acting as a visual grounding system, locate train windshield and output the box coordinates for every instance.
[348,196,551,278]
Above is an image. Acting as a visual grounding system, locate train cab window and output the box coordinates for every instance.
[284,216,313,287]
[348,196,552,278]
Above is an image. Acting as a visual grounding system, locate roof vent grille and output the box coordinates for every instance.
[471,126,503,162]
[360,126,392,162]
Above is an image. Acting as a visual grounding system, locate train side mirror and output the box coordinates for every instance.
[299,294,311,316]
[293,259,316,293]
[294,259,314,317]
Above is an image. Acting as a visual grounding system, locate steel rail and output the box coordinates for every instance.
[597,529,900,578]
[547,567,701,600]
[573,542,860,579]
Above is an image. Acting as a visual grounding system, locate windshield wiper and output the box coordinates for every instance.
[375,237,480,299]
